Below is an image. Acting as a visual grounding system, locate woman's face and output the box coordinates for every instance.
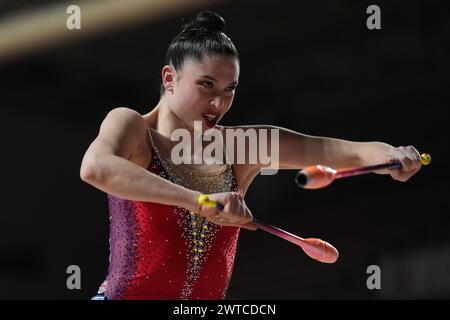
[164,55,240,132]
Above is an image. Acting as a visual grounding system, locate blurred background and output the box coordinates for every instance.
[0,0,449,299]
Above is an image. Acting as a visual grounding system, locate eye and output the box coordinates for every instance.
[200,81,213,88]
[225,86,237,92]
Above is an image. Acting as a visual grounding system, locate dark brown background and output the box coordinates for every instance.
[0,0,448,299]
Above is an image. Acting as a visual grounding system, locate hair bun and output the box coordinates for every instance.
[184,11,226,33]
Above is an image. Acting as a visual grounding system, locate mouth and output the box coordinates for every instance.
[201,112,220,128]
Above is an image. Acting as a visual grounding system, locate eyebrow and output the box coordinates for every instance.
[200,75,238,86]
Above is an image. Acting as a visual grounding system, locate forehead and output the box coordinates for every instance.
[181,55,240,81]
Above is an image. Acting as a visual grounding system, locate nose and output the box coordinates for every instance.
[210,95,223,110]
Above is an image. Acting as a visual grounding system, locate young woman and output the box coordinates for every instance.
[80,11,422,300]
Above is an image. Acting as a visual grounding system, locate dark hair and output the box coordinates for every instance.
[160,11,239,96]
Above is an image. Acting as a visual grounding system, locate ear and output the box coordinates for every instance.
[162,65,175,93]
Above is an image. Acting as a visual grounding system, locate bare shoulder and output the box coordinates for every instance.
[104,107,145,126]
[93,107,150,165]
[100,107,148,142]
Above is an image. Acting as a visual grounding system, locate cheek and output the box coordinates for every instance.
[183,89,205,109]
[173,88,204,116]
[224,94,235,107]
[174,83,194,102]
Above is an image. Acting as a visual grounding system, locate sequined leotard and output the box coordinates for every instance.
[97,127,242,300]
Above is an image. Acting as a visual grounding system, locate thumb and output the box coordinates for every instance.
[241,222,258,231]
[198,205,218,218]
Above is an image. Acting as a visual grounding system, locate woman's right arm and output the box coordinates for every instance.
[79,107,202,213]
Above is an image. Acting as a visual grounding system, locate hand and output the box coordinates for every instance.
[377,145,422,182]
[197,192,257,231]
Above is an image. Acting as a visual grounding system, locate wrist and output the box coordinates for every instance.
[359,141,393,166]
[181,189,202,213]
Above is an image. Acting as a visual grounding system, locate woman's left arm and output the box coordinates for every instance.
[239,125,422,182]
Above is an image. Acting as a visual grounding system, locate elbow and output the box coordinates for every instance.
[80,165,94,183]
[80,157,105,184]
[80,162,96,183]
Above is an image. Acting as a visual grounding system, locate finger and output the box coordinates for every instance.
[390,150,410,174]
[215,218,238,227]
[388,166,405,181]
[224,195,240,219]
[391,170,410,182]
[199,206,218,218]
[241,222,258,231]
[217,217,227,224]
[400,153,413,169]
[404,155,419,172]
[220,193,233,213]
[408,146,422,170]
[408,145,421,161]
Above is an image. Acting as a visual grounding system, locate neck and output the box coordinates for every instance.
[143,96,205,155]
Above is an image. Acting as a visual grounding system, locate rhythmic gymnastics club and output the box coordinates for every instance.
[295,153,431,189]
[197,195,339,264]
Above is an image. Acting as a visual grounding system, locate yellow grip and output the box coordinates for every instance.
[420,153,431,166]
[198,194,218,208]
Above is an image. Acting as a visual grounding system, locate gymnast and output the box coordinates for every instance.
[80,11,423,300]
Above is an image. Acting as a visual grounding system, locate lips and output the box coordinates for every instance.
[201,112,220,128]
